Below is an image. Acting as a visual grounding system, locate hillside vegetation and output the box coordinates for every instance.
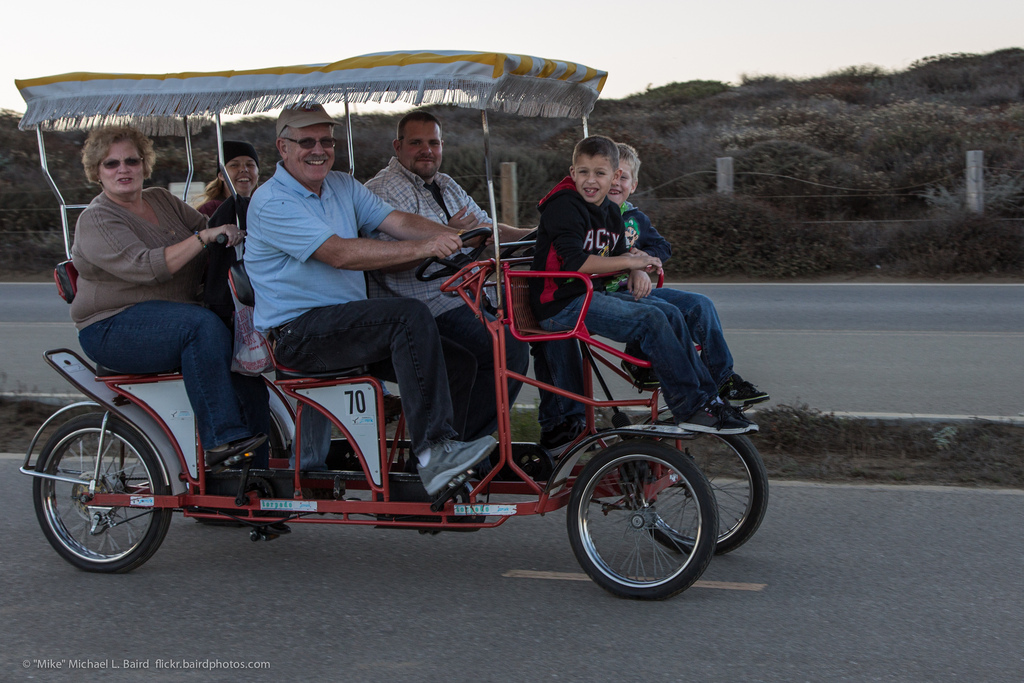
[2,48,1023,278]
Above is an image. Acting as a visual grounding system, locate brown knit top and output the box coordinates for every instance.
[70,187,209,329]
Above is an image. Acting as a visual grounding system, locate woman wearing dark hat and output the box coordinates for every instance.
[194,140,260,217]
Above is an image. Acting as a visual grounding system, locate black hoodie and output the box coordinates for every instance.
[528,176,626,320]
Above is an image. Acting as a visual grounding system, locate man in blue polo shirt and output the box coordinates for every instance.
[245,103,494,496]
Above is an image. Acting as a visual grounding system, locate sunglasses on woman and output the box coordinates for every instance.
[100,157,143,169]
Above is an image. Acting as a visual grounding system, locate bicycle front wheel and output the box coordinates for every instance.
[567,440,717,600]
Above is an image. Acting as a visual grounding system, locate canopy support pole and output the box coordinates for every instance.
[181,116,195,202]
[215,112,236,198]
[481,109,503,310]
[36,128,87,259]
[345,97,355,176]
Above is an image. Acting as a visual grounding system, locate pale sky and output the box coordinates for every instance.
[2,0,1022,117]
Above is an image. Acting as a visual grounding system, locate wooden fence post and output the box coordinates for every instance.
[966,150,984,214]
[500,162,518,226]
[716,157,734,194]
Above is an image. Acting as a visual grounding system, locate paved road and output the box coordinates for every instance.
[667,282,1024,418]
[2,457,1022,682]
[4,282,1021,417]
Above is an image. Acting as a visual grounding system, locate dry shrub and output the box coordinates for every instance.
[731,140,885,219]
[646,194,855,278]
[624,80,731,107]
[895,49,1024,105]
[882,215,1024,276]
[441,146,567,227]
[722,98,986,190]
[755,404,1024,487]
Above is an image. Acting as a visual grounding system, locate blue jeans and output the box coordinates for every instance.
[533,340,586,431]
[635,288,735,387]
[436,305,529,439]
[538,291,719,421]
[271,298,473,466]
[78,301,255,452]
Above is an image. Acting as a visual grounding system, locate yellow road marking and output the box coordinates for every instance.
[503,570,766,591]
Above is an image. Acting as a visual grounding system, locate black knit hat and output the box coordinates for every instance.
[221,140,259,167]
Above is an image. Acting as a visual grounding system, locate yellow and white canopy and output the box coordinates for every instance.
[16,50,607,134]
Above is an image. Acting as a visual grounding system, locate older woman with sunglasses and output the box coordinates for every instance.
[71,126,265,469]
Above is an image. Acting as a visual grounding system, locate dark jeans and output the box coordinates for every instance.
[435,305,530,440]
[272,298,474,458]
[533,340,586,432]
[534,288,738,429]
[627,288,735,387]
[539,291,719,421]
[78,300,257,452]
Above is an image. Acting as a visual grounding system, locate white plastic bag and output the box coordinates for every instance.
[230,288,273,376]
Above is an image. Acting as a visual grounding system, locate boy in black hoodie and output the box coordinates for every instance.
[529,136,754,435]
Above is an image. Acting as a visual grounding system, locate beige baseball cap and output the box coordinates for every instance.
[276,103,338,137]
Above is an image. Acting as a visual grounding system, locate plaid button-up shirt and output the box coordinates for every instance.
[364,157,490,317]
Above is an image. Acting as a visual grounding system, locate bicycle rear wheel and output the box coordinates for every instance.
[648,408,769,554]
[32,413,172,573]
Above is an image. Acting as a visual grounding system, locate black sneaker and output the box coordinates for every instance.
[206,433,267,472]
[621,360,660,390]
[540,419,586,456]
[677,400,757,435]
[719,374,769,407]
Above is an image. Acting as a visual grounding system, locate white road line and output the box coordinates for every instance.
[503,569,767,590]
[665,282,1024,287]
[0,321,76,326]
[723,329,1024,337]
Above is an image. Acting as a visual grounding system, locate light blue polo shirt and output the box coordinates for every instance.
[246,163,394,331]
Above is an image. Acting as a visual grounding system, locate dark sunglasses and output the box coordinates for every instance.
[100,157,142,169]
[281,136,337,150]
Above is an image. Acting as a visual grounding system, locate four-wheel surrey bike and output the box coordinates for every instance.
[17,50,767,600]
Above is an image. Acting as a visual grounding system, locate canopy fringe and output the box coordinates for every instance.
[20,73,601,133]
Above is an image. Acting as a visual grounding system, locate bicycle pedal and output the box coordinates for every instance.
[429,471,471,512]
[212,450,254,473]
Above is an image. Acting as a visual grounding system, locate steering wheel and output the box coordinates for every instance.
[414,226,494,282]
[499,228,537,259]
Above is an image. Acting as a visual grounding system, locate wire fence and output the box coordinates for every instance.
[440,159,1023,228]
[3,160,1022,238]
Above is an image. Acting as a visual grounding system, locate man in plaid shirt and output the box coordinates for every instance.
[365,111,532,441]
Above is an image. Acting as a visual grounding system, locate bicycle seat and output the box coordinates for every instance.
[274,366,370,381]
[94,363,182,378]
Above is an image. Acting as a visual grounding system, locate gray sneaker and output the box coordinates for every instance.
[418,436,497,496]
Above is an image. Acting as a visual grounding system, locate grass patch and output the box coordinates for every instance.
[510,404,543,443]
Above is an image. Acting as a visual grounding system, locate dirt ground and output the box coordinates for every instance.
[752,404,1024,488]
[1,399,58,455]
[7,398,1022,489]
